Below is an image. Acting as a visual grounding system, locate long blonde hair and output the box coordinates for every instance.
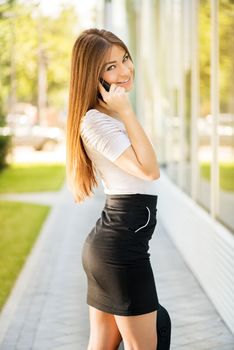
[66,28,133,203]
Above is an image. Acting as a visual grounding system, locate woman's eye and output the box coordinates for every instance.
[107,65,115,71]
[106,55,129,71]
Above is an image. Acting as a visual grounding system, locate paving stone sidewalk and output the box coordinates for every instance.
[0,183,233,350]
[0,191,62,206]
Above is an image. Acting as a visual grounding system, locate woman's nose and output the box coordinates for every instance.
[119,63,131,76]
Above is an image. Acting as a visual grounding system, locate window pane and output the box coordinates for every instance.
[218,0,234,232]
[183,0,192,195]
[198,0,211,212]
[164,0,181,185]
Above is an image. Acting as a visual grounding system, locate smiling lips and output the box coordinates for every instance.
[117,77,130,85]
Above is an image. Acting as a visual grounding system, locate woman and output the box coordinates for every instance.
[66,28,171,350]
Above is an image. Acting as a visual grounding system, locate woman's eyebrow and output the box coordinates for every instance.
[104,51,127,67]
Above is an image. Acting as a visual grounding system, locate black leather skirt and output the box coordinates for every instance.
[81,193,159,316]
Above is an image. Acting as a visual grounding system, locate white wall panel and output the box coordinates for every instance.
[158,170,234,334]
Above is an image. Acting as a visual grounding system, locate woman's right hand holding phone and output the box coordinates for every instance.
[98,82,133,119]
[97,82,160,181]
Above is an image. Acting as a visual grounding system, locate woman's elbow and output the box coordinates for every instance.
[147,168,160,181]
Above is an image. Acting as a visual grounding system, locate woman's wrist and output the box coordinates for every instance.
[118,107,135,121]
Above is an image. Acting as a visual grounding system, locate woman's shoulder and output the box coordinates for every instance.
[85,108,102,118]
[80,109,97,130]
[81,108,108,125]
[81,108,122,129]
[80,109,113,139]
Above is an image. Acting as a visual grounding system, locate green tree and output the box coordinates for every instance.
[199,0,234,116]
[0,0,80,119]
[219,0,234,113]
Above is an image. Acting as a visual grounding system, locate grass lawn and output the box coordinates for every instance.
[0,163,66,193]
[0,201,50,311]
[0,162,65,309]
[200,162,234,191]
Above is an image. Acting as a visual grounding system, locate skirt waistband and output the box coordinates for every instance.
[104,193,158,210]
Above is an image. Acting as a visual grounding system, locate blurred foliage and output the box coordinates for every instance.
[199,1,211,117]
[200,162,234,191]
[0,135,12,169]
[0,0,80,118]
[219,0,234,113]
[199,0,234,116]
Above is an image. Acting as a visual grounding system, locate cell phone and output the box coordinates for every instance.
[98,79,110,101]
[100,79,110,91]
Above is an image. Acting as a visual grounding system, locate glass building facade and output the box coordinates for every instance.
[125,0,234,233]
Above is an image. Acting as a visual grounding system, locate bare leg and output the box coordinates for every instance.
[114,310,157,350]
[87,306,122,350]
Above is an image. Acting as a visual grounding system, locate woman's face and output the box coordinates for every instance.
[100,45,134,92]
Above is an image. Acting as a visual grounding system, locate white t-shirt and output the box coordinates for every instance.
[80,108,158,195]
